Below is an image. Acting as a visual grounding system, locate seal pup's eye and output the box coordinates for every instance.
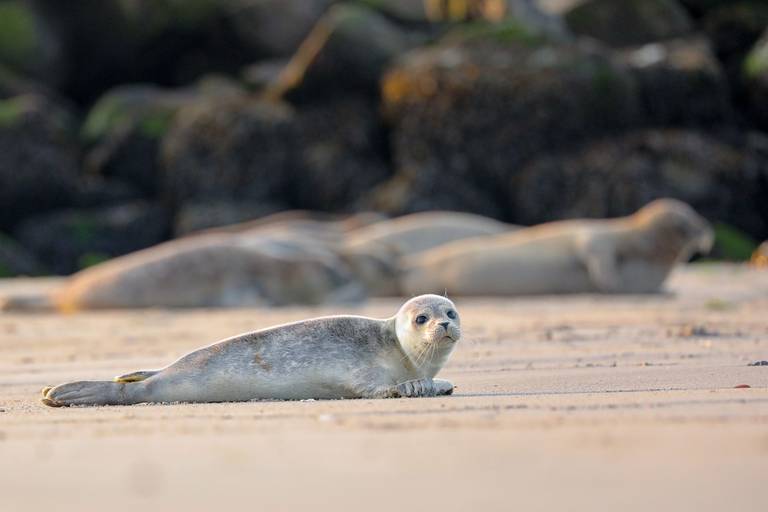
[415,315,428,325]
[446,310,457,319]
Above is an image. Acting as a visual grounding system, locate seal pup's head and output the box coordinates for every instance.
[394,294,461,378]
[632,198,714,262]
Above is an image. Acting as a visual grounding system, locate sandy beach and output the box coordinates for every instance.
[1,263,767,512]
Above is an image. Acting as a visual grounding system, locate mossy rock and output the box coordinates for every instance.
[381,36,641,216]
[82,85,203,196]
[0,1,50,77]
[744,30,768,79]
[0,96,26,128]
[82,85,194,143]
[446,19,545,46]
[713,222,758,260]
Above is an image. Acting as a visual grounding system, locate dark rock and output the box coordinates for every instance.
[0,94,79,231]
[509,130,768,240]
[160,96,295,207]
[382,32,640,217]
[701,2,768,125]
[28,0,250,103]
[273,3,416,102]
[162,93,390,212]
[285,97,391,210]
[0,232,46,277]
[619,37,733,126]
[73,177,144,209]
[174,200,286,236]
[564,0,693,47]
[702,2,768,66]
[14,202,170,275]
[678,0,737,18]
[227,0,333,58]
[744,28,768,129]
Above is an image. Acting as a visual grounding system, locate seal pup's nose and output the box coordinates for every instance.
[439,321,449,330]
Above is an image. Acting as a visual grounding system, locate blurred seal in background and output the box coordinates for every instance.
[403,198,714,296]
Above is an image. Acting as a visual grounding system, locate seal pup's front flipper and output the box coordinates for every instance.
[41,380,146,407]
[114,370,159,383]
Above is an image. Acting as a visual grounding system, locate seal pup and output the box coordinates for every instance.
[403,199,714,296]
[344,211,516,258]
[1,225,398,311]
[41,294,461,406]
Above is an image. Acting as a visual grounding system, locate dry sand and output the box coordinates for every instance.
[1,264,767,512]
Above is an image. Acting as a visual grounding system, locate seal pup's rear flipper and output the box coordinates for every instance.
[41,380,145,407]
[114,370,159,383]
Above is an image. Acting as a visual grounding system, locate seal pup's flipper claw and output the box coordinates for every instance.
[432,378,454,395]
[114,370,159,383]
[395,378,453,398]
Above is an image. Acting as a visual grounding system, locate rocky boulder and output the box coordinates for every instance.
[509,130,768,240]
[162,92,391,213]
[619,37,733,126]
[14,202,170,275]
[0,232,46,277]
[744,28,768,129]
[264,3,416,102]
[227,0,333,58]
[0,1,61,84]
[160,96,295,207]
[564,0,693,47]
[380,26,640,216]
[285,97,391,210]
[0,94,79,230]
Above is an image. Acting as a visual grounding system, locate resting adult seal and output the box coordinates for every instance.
[403,199,714,296]
[41,294,461,406]
[1,219,398,311]
[343,211,516,258]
